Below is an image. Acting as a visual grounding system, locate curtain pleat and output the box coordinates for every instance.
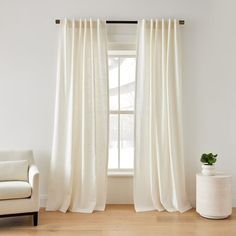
[46,19,109,213]
[134,19,191,213]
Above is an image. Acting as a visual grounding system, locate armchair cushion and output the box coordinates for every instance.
[0,160,29,181]
[0,181,31,200]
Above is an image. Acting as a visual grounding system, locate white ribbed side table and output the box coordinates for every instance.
[196,173,232,219]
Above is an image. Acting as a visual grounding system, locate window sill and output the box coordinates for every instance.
[108,171,134,177]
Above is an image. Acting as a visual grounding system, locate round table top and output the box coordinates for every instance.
[197,173,231,178]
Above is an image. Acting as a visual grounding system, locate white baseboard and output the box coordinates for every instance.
[40,195,236,208]
[230,197,236,208]
[40,194,48,208]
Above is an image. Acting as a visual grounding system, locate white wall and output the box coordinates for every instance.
[0,0,236,207]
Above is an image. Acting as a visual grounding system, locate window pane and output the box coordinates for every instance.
[109,57,119,111]
[120,58,136,111]
[108,114,118,169]
[120,114,134,169]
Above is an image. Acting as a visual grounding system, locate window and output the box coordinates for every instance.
[108,52,136,172]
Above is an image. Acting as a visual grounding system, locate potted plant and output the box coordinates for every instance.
[200,153,217,176]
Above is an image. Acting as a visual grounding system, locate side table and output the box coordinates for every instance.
[196,173,232,219]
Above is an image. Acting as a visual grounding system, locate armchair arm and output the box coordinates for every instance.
[29,165,39,188]
[28,164,40,211]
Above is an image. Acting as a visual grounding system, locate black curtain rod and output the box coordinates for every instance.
[55,19,185,25]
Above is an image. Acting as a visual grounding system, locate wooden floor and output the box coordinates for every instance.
[0,205,235,236]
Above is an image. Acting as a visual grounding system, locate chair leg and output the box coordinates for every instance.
[33,212,38,226]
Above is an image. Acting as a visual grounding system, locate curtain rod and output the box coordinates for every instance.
[55,19,185,25]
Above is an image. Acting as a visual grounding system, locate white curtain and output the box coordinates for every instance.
[134,19,191,212]
[46,19,109,213]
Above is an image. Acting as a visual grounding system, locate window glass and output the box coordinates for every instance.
[108,114,119,169]
[120,114,134,169]
[109,57,119,111]
[120,58,136,111]
[108,55,136,171]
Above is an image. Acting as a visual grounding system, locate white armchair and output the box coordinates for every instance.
[0,150,39,226]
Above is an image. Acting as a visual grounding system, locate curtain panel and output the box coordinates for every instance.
[134,19,191,212]
[46,19,109,213]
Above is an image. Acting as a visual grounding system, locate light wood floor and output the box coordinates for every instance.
[0,205,235,236]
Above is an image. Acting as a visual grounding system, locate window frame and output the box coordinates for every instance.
[108,50,136,175]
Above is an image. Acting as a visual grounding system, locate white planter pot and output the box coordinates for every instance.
[202,164,215,176]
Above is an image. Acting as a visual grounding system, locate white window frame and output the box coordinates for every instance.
[108,50,136,176]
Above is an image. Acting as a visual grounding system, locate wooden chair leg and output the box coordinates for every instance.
[33,212,38,226]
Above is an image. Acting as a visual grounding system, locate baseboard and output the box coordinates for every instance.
[189,195,196,208]
[231,197,236,207]
[40,195,236,208]
[40,194,48,208]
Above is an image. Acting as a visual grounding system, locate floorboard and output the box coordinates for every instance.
[0,205,235,236]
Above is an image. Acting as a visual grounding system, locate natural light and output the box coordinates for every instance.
[108,56,136,170]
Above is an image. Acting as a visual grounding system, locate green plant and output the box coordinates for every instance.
[200,153,217,165]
